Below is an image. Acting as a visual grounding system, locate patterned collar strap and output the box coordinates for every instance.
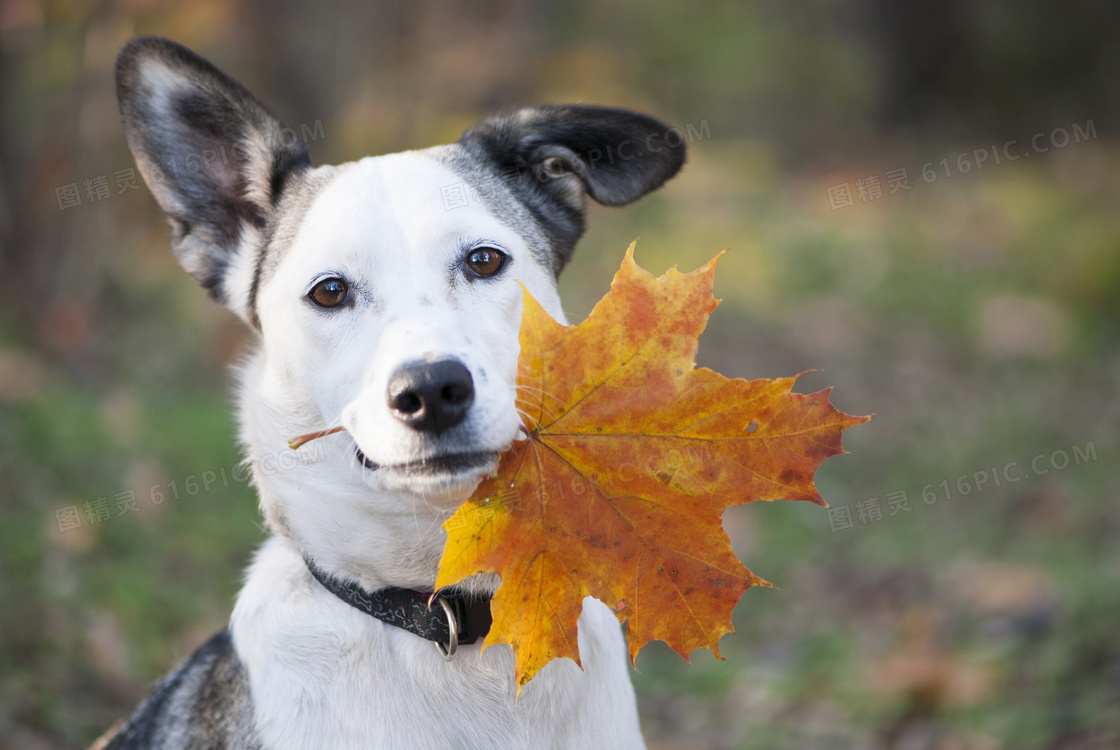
[304,557,493,647]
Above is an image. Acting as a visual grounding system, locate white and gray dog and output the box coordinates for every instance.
[100,36,685,749]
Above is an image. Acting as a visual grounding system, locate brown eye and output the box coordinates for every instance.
[309,277,349,308]
[465,248,506,277]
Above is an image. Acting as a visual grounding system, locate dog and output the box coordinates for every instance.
[99,36,685,749]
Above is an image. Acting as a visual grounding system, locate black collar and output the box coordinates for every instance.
[304,557,492,652]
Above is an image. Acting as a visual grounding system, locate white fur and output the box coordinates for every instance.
[231,539,642,749]
[229,151,645,747]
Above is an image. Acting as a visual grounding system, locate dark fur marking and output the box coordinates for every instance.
[458,105,686,274]
[244,166,335,330]
[104,628,260,749]
[115,37,310,311]
[200,252,231,304]
[269,148,310,205]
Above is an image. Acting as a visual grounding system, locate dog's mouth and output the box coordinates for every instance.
[355,447,380,471]
[354,446,498,478]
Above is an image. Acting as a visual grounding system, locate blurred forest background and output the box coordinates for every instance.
[1,1,1118,748]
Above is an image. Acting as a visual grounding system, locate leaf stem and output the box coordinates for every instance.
[288,425,345,450]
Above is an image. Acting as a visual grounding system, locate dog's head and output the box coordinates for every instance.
[116,37,684,581]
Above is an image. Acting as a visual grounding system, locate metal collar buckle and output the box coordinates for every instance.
[433,596,458,661]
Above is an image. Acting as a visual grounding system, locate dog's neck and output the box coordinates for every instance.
[258,479,453,590]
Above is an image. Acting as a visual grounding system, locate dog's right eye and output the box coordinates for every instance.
[309,277,350,308]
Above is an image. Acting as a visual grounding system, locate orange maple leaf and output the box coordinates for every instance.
[435,243,870,690]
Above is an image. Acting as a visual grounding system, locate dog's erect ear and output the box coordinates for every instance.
[115,37,310,311]
[458,105,686,272]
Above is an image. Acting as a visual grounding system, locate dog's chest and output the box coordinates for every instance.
[229,538,645,749]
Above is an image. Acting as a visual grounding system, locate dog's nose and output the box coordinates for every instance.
[386,359,475,434]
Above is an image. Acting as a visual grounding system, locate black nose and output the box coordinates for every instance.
[386,359,475,434]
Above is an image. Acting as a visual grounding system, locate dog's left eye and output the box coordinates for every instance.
[309,277,350,308]
[464,248,506,278]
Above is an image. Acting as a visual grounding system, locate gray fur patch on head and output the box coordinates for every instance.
[426,144,563,275]
[436,105,687,276]
[247,164,341,327]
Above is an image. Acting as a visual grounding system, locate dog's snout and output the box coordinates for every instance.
[387,359,475,434]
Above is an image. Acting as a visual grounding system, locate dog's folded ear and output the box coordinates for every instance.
[458,105,687,271]
[115,37,310,313]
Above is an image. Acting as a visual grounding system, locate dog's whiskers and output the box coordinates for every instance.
[515,407,545,434]
[514,382,566,420]
[517,387,568,429]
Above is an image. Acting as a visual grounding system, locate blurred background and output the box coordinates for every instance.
[1,1,1118,748]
